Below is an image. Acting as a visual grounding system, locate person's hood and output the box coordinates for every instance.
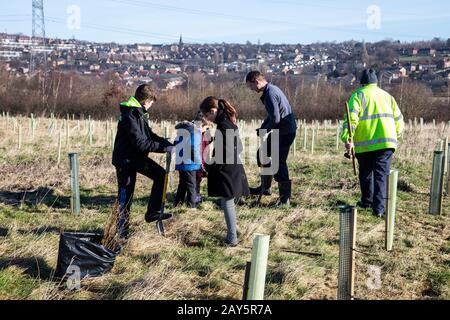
[120,96,146,113]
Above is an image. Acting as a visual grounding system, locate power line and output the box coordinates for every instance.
[1,3,444,44]
[0,14,32,17]
[258,0,356,12]
[107,0,312,27]
[0,19,32,22]
[259,0,440,19]
[45,16,210,43]
[105,0,435,41]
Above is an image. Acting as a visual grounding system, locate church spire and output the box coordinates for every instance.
[179,34,183,48]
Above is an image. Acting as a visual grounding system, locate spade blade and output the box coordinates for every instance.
[156,220,165,236]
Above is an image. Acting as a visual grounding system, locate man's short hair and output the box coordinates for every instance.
[246,71,265,83]
[135,84,158,104]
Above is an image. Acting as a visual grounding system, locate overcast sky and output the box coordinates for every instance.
[1,0,450,44]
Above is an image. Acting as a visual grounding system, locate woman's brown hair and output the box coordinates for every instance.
[199,96,237,124]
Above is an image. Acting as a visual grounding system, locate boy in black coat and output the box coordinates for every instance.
[112,84,174,239]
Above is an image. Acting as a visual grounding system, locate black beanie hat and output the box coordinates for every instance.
[360,69,378,85]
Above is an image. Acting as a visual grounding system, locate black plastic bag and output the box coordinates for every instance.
[54,232,120,280]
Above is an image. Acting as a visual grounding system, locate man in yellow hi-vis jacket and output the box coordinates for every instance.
[341,69,404,218]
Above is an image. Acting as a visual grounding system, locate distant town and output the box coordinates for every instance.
[1,33,450,96]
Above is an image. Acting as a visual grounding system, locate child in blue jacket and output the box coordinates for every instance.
[173,119,202,208]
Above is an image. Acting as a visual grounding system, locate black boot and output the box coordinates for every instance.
[276,180,292,207]
[249,175,273,196]
[145,212,173,223]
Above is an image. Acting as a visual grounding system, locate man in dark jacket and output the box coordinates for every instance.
[112,84,174,238]
[246,71,298,206]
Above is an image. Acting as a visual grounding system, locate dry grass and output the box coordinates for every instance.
[0,116,449,300]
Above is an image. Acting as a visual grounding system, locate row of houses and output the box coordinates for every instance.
[398,47,450,57]
[1,33,449,93]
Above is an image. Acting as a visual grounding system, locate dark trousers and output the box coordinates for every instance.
[116,157,165,238]
[356,149,394,215]
[174,170,197,208]
[274,132,296,182]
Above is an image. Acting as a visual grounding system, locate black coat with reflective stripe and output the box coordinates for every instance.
[112,104,173,168]
[206,110,250,198]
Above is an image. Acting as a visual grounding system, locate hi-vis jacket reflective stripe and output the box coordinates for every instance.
[341,84,405,154]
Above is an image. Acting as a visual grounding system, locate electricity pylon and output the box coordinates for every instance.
[30,0,46,74]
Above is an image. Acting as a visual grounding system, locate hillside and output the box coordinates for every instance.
[0,116,449,300]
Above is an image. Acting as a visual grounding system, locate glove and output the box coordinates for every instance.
[345,142,354,153]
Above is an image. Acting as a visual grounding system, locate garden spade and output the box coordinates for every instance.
[344,102,357,176]
[156,151,172,236]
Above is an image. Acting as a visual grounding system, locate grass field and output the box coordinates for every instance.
[0,115,449,300]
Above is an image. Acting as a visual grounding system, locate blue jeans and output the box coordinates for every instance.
[356,149,394,215]
[274,132,296,182]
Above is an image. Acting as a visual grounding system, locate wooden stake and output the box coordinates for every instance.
[242,261,252,300]
[303,126,307,151]
[65,118,70,147]
[293,136,297,157]
[17,124,22,149]
[89,120,93,146]
[30,113,35,140]
[336,126,340,151]
[57,129,62,165]
[110,128,114,150]
[105,121,109,146]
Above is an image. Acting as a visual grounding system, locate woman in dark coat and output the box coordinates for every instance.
[199,96,250,246]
